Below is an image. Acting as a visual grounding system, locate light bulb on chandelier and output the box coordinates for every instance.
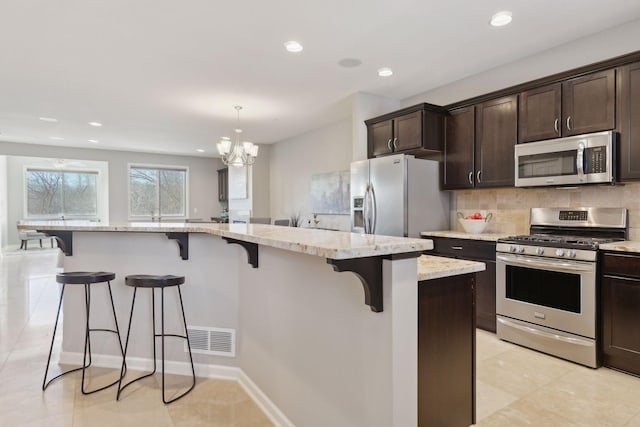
[216,105,259,167]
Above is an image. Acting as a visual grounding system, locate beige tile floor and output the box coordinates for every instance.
[3,248,640,426]
[474,328,640,426]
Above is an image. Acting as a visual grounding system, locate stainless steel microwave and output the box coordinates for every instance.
[514,131,615,187]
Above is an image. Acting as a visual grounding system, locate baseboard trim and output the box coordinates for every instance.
[237,369,296,427]
[58,351,295,427]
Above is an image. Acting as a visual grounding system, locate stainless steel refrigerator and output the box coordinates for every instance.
[350,154,449,237]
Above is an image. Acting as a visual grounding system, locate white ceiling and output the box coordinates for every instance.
[1,0,640,157]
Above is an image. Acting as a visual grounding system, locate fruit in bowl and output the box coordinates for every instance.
[464,212,484,220]
[457,212,492,234]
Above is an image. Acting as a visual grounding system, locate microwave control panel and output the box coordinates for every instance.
[586,146,606,173]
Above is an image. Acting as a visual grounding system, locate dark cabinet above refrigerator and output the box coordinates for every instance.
[365,103,447,159]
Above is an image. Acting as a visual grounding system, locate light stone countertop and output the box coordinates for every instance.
[599,241,640,254]
[417,255,485,281]
[420,230,512,242]
[18,221,432,260]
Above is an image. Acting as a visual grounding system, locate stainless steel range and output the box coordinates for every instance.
[496,207,628,367]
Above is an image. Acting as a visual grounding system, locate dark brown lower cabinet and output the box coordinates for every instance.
[426,236,497,332]
[601,252,640,376]
[419,273,475,427]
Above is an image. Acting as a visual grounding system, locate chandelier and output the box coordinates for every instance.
[216,105,259,167]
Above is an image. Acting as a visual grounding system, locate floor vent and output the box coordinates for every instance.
[185,326,236,357]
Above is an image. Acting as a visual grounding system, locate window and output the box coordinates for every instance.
[129,165,187,218]
[26,169,98,218]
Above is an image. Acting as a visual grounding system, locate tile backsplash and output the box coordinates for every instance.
[450,182,640,241]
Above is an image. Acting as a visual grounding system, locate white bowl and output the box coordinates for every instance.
[458,218,489,234]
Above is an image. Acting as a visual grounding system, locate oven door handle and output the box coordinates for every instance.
[497,317,594,347]
[496,254,594,273]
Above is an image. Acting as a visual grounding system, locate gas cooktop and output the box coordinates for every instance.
[498,233,624,250]
[498,207,628,251]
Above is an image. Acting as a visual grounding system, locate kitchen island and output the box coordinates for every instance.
[19,221,483,427]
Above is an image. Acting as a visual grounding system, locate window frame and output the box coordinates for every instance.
[127,163,190,221]
[23,166,101,220]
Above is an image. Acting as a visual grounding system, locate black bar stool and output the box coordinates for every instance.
[117,274,196,404]
[43,272,126,393]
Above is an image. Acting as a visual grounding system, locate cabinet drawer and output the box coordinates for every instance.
[601,253,640,279]
[428,237,495,261]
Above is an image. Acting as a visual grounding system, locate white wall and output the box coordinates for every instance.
[0,141,224,246]
[402,18,640,107]
[269,119,352,230]
[251,144,271,218]
[0,156,7,250]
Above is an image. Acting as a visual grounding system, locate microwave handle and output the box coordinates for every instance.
[576,142,585,179]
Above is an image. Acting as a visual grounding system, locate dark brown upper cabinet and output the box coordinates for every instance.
[393,110,423,152]
[475,95,517,188]
[519,83,562,143]
[563,69,616,136]
[518,70,615,143]
[443,106,475,190]
[368,119,394,157]
[366,103,446,158]
[217,167,228,202]
[617,61,640,181]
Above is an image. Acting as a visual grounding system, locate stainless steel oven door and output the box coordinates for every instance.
[496,253,596,339]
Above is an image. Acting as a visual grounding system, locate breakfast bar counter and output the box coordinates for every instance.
[18,221,480,427]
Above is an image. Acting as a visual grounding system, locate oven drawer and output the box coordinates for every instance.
[601,252,640,279]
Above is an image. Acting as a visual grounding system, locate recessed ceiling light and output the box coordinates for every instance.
[88,139,99,143]
[39,117,58,122]
[377,67,393,77]
[196,149,205,153]
[88,121,103,127]
[490,11,512,27]
[284,41,303,53]
[49,136,64,141]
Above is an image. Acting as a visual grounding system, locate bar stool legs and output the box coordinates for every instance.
[117,276,196,404]
[43,274,126,394]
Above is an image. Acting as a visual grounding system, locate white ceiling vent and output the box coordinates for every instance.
[186,326,236,358]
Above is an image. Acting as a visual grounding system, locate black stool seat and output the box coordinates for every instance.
[125,274,185,288]
[56,271,116,284]
[44,271,125,394]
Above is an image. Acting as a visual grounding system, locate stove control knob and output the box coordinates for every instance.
[516,246,525,254]
[555,249,564,257]
[567,250,577,258]
[509,245,517,253]
[535,247,545,255]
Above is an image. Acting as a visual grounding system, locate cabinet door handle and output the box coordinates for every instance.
[554,118,560,135]
[566,116,572,131]
[451,246,464,250]
[387,138,392,150]
[392,137,398,150]
[477,170,482,184]
[468,171,473,185]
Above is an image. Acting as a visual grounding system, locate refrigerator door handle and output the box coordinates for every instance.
[370,183,377,234]
[363,184,371,234]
